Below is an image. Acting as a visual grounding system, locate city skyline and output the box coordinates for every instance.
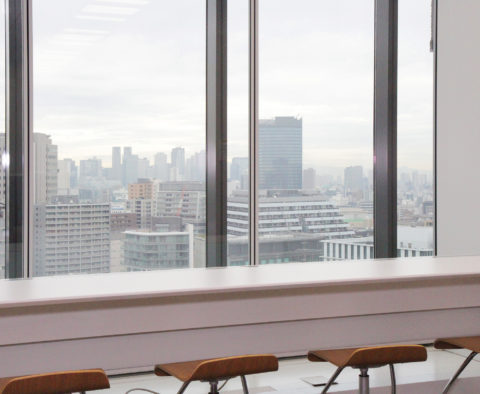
[32,0,434,171]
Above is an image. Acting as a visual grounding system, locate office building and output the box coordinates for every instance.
[171,147,185,180]
[33,202,110,276]
[128,180,156,200]
[259,117,302,190]
[33,133,58,204]
[111,147,122,182]
[227,190,353,238]
[57,158,78,195]
[123,228,193,271]
[154,152,169,181]
[156,182,205,224]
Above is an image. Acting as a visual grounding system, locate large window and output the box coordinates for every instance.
[1,0,436,279]
[32,0,206,276]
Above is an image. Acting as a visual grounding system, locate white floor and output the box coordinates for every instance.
[98,347,480,394]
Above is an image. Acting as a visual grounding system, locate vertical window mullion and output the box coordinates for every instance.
[374,0,398,258]
[249,0,259,266]
[5,0,31,278]
[206,0,228,267]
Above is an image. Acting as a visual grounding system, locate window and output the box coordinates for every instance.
[32,0,206,276]
[258,0,374,263]
[1,0,436,279]
[397,0,434,258]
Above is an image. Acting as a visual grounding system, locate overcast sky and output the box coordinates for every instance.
[32,0,433,173]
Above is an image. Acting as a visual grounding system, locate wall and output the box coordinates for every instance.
[436,0,480,256]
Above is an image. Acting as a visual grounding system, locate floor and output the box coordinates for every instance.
[98,347,480,394]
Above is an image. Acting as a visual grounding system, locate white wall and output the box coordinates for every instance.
[436,0,480,256]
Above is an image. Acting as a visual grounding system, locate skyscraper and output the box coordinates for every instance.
[154,152,169,181]
[171,147,185,180]
[259,117,302,190]
[122,147,139,186]
[111,147,122,182]
[33,133,58,204]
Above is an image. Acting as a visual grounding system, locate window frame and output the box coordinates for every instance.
[3,0,435,278]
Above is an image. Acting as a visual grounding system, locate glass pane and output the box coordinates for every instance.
[0,2,5,278]
[258,0,374,264]
[227,0,249,266]
[397,0,434,257]
[33,0,205,276]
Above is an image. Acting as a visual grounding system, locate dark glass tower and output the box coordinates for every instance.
[259,116,302,190]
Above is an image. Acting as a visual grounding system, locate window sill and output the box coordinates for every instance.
[1,256,480,377]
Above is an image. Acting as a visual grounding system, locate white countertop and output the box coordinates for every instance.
[1,255,480,309]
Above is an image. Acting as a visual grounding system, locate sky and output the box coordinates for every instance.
[31,0,433,173]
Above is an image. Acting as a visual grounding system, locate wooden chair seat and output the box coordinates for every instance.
[155,354,278,382]
[0,369,110,394]
[434,336,480,353]
[308,345,427,368]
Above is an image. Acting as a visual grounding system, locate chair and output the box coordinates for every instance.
[308,345,427,393]
[155,354,278,394]
[434,336,480,393]
[0,369,110,394]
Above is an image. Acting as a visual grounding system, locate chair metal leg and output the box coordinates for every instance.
[321,366,344,394]
[177,381,191,394]
[442,351,477,394]
[389,364,396,394]
[209,380,219,394]
[240,375,249,394]
[359,368,369,394]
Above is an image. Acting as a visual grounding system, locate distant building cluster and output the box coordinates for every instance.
[0,116,434,278]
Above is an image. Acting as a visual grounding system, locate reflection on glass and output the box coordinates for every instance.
[397,0,434,257]
[255,0,374,264]
[32,0,205,276]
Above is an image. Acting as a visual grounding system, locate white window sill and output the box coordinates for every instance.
[1,256,480,377]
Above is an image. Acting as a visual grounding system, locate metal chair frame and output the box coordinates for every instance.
[442,351,477,394]
[321,364,397,394]
[176,375,249,394]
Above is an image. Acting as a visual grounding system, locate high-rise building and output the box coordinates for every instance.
[303,168,316,190]
[33,133,58,204]
[259,117,302,190]
[230,157,248,182]
[156,182,205,224]
[138,157,150,179]
[33,201,111,276]
[80,157,102,180]
[123,228,193,271]
[171,147,185,180]
[185,150,205,182]
[126,198,157,229]
[154,152,169,181]
[111,147,122,182]
[128,180,156,200]
[57,158,77,195]
[122,147,139,186]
